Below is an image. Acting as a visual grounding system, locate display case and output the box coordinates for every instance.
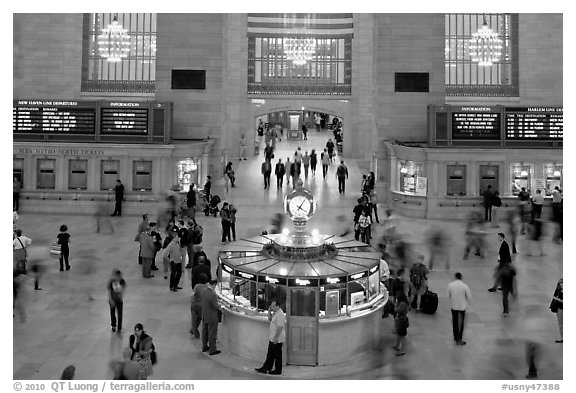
[399,160,423,194]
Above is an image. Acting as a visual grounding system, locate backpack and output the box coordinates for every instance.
[410,263,428,288]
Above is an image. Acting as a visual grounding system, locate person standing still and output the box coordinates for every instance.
[447,272,471,345]
[220,202,232,243]
[57,225,71,271]
[111,180,124,216]
[255,300,286,375]
[491,191,502,228]
[13,177,22,213]
[108,269,126,333]
[550,278,563,343]
[336,160,349,194]
[275,158,285,189]
[201,280,221,355]
[229,204,238,241]
[483,185,494,222]
[167,235,184,292]
[240,134,248,160]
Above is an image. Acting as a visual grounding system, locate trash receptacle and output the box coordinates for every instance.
[254,140,260,155]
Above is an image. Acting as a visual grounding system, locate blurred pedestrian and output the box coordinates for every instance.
[491,191,502,228]
[285,158,291,188]
[110,348,141,380]
[261,159,272,189]
[13,177,22,213]
[190,273,208,338]
[427,227,449,270]
[310,149,317,176]
[321,149,330,179]
[483,184,494,222]
[448,272,471,345]
[506,211,521,254]
[95,201,115,233]
[393,291,409,356]
[369,190,379,223]
[275,158,285,189]
[60,365,76,380]
[531,189,544,220]
[525,219,544,257]
[551,186,562,243]
[549,278,563,343]
[186,184,197,218]
[302,151,310,179]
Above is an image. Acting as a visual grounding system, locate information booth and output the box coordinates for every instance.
[216,184,388,366]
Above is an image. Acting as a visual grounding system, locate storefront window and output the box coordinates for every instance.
[37,159,56,190]
[177,158,197,192]
[543,163,562,196]
[511,163,532,195]
[447,164,467,196]
[133,160,152,191]
[399,161,423,194]
[68,159,88,190]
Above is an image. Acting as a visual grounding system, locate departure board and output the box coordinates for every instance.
[451,109,501,140]
[505,107,563,140]
[100,105,149,134]
[13,103,96,134]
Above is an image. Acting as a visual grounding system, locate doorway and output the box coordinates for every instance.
[287,288,319,366]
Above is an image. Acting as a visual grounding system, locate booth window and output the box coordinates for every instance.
[511,163,532,195]
[445,13,518,97]
[447,165,467,196]
[177,158,198,192]
[37,159,56,190]
[13,158,24,184]
[543,163,562,196]
[68,159,88,190]
[479,165,499,195]
[399,161,423,194]
[319,281,346,318]
[256,282,287,312]
[347,276,368,311]
[101,160,120,190]
[81,13,156,93]
[133,160,152,191]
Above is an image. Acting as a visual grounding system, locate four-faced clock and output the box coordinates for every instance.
[284,188,315,221]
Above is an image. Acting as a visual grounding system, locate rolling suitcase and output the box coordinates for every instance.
[420,289,438,314]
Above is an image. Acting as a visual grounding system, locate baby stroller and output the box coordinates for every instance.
[204,194,221,217]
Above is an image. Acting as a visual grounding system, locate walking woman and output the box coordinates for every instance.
[550,278,563,343]
[129,323,155,379]
[57,224,71,271]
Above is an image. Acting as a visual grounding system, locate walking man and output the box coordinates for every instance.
[108,269,126,334]
[275,158,285,189]
[488,233,512,292]
[336,160,349,194]
[111,179,125,216]
[447,272,471,345]
[261,159,272,190]
[255,300,286,375]
[321,149,330,179]
[201,280,221,355]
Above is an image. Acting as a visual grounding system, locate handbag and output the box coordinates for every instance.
[50,242,62,258]
[550,298,560,313]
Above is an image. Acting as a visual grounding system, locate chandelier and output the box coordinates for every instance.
[283,36,315,66]
[98,14,131,62]
[468,15,503,66]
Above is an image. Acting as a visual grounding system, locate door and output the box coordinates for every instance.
[287,288,318,366]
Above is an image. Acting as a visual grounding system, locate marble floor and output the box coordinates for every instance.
[13,132,564,380]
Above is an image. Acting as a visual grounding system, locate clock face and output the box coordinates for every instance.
[288,195,312,219]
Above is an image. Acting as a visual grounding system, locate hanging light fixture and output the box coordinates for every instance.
[468,14,503,66]
[283,35,315,65]
[98,14,131,62]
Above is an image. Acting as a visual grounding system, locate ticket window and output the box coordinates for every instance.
[177,158,197,192]
[544,164,562,196]
[37,159,56,190]
[479,165,499,195]
[447,165,467,196]
[133,161,152,191]
[511,164,532,195]
[13,158,24,184]
[68,159,88,190]
[101,160,120,190]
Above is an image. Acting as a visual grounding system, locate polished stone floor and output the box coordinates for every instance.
[13,132,564,380]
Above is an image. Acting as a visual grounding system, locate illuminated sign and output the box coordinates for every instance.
[505,107,563,140]
[348,271,368,281]
[236,271,255,280]
[452,110,501,140]
[369,265,379,274]
[221,264,234,273]
[288,278,318,287]
[257,275,287,285]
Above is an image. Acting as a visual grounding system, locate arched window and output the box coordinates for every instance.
[81,13,156,93]
[445,14,518,97]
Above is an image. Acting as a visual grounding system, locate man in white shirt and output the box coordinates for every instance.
[447,272,471,345]
[255,300,286,375]
[13,228,32,275]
